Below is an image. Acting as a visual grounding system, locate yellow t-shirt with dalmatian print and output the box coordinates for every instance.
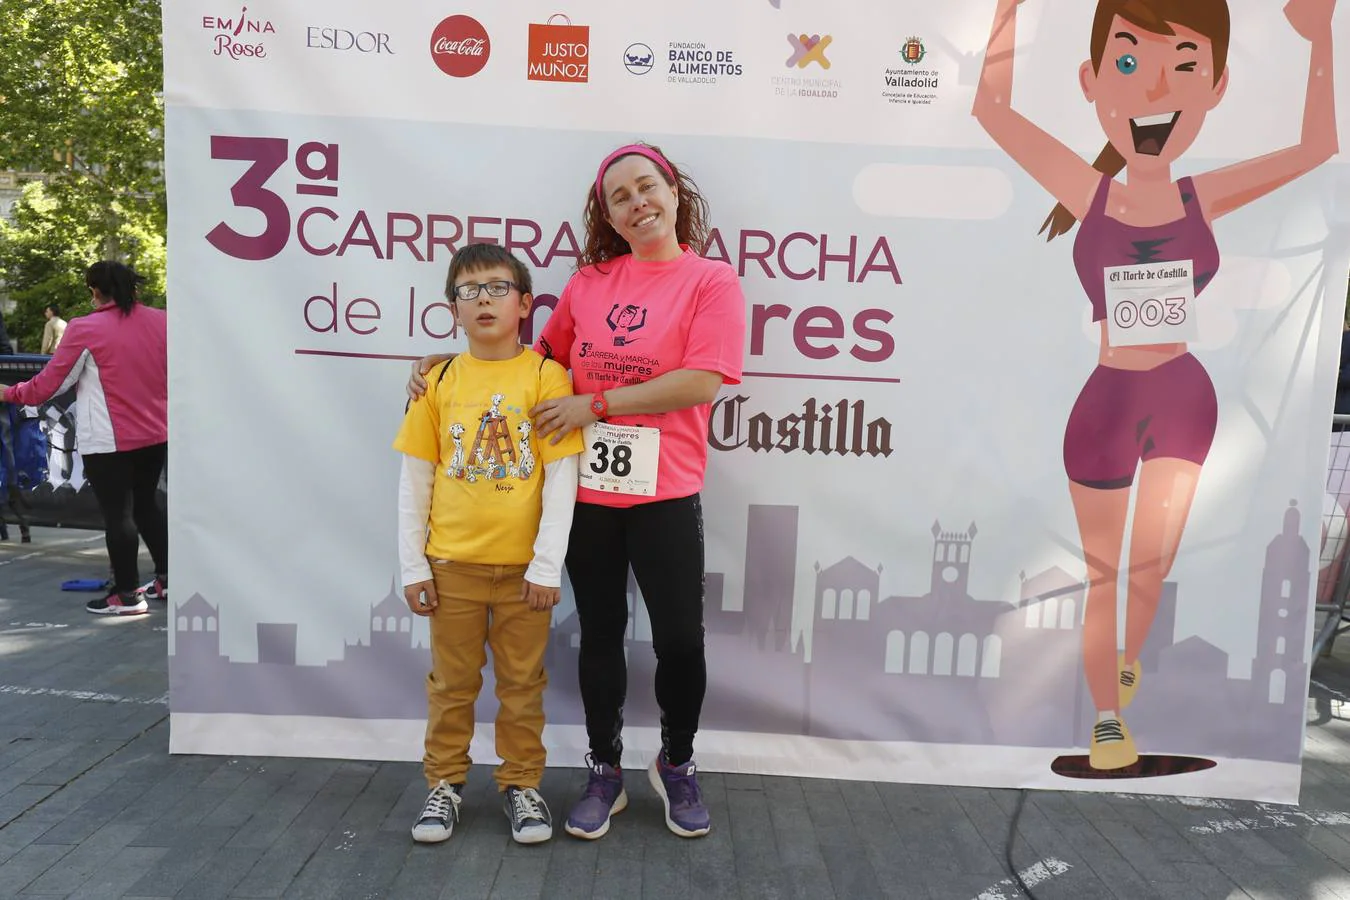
[393,349,583,565]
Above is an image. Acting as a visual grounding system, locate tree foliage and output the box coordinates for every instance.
[0,0,164,351]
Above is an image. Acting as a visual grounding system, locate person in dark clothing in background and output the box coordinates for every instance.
[0,307,32,541]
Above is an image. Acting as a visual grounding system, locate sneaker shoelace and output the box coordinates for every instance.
[662,761,703,808]
[580,755,618,801]
[1119,670,1136,687]
[422,785,458,821]
[511,788,545,823]
[1093,719,1125,743]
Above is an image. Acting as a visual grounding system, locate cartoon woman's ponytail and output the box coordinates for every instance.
[1039,142,1125,241]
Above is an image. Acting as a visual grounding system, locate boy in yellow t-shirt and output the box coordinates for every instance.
[394,244,583,846]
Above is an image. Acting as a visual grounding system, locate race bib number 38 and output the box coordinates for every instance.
[580,422,660,496]
[1102,259,1198,348]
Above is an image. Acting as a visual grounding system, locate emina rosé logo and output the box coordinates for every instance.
[202,5,276,60]
[430,15,490,78]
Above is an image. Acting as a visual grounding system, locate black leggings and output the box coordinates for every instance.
[566,494,706,768]
[82,443,168,594]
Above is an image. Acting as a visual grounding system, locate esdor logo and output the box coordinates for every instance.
[430,15,490,77]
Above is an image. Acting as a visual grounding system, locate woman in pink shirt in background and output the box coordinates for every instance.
[410,143,746,841]
[4,261,168,617]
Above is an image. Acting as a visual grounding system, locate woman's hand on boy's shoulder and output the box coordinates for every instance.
[407,354,454,401]
[522,580,560,611]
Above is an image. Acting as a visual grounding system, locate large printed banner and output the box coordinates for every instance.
[163,0,1350,802]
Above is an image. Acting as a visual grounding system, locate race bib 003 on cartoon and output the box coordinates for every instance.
[1103,259,1198,348]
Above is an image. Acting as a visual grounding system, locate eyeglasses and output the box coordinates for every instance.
[452,280,520,301]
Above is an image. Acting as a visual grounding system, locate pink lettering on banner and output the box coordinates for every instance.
[203,7,275,60]
[201,134,902,370]
[214,33,266,59]
[705,227,902,284]
[205,136,290,260]
[207,136,340,261]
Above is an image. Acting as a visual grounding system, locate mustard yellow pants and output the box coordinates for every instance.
[424,560,552,791]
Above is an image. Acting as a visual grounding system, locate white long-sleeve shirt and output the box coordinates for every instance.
[397,454,579,588]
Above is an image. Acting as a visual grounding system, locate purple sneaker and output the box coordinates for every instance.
[564,755,627,839]
[648,753,711,837]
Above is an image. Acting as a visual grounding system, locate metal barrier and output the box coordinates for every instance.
[1316,414,1350,658]
[0,354,107,530]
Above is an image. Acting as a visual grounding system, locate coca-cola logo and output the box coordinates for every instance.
[430,15,490,77]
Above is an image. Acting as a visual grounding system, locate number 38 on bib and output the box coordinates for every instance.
[580,422,660,497]
[1102,259,1199,348]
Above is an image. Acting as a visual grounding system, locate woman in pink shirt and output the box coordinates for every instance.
[410,143,746,840]
[4,261,168,616]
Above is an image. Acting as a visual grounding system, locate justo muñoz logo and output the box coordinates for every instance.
[202,6,276,60]
[430,15,490,78]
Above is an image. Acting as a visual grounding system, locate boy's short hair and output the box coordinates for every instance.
[444,244,533,301]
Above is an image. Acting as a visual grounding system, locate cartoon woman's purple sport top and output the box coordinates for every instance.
[1072,174,1221,322]
[1062,174,1222,488]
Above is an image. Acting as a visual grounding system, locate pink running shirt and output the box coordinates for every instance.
[536,248,745,508]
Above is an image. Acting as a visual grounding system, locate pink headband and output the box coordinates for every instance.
[594,144,676,204]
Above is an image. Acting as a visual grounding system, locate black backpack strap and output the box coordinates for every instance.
[435,357,455,388]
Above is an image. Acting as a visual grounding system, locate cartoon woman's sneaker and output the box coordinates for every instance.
[1118,654,1141,709]
[1089,717,1138,770]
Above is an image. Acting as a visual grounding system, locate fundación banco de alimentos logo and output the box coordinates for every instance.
[623,43,654,75]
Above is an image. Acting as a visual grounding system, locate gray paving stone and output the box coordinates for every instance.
[23,739,126,787]
[0,818,53,868]
[833,781,924,900]
[336,762,414,831]
[760,781,831,899]
[226,826,328,899]
[35,770,171,845]
[126,787,239,848]
[487,855,549,899]
[326,830,411,900]
[117,755,233,827]
[122,824,238,897]
[542,840,599,900]
[685,826,739,898]
[879,783,1005,878]
[61,845,171,899]
[0,783,60,829]
[0,842,73,896]
[199,759,301,831]
[24,819,147,894]
[589,850,645,900]
[219,762,343,851]
[167,846,266,900]
[0,737,55,775]
[384,840,461,898]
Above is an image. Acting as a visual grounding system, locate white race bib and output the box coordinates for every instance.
[580,422,660,497]
[1102,259,1198,347]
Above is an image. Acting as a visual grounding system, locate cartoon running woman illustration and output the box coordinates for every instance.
[974,0,1338,770]
[607,303,647,346]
